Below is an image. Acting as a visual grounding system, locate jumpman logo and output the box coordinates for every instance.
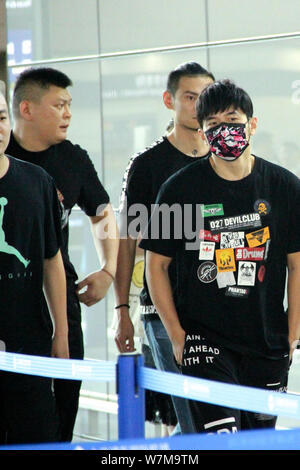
[0,197,30,268]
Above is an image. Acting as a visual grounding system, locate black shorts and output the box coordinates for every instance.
[182,332,289,434]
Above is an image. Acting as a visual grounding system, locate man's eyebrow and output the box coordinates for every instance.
[183,91,198,96]
[206,110,238,119]
[57,98,72,103]
[0,108,7,114]
[225,110,238,115]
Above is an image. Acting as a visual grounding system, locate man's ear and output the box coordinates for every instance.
[19,100,34,121]
[248,116,258,136]
[197,127,207,142]
[163,90,174,110]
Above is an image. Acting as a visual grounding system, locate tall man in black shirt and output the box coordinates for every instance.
[7,68,119,442]
[141,79,300,433]
[114,62,214,434]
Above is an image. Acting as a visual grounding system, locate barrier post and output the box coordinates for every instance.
[117,353,145,440]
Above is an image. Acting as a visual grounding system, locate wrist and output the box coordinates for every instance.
[115,304,130,318]
[101,267,115,282]
[169,325,185,344]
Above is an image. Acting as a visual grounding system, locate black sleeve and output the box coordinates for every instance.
[76,146,110,216]
[287,174,300,254]
[119,155,152,213]
[44,178,63,259]
[118,155,153,238]
[139,177,183,258]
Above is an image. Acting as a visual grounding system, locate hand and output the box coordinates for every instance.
[289,338,299,362]
[172,328,186,366]
[114,309,136,353]
[51,334,69,359]
[76,270,113,306]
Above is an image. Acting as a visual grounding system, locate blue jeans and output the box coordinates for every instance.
[143,317,195,434]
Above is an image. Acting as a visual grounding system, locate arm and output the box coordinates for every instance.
[287,251,300,359]
[76,203,119,306]
[146,250,186,364]
[43,249,69,358]
[113,235,137,353]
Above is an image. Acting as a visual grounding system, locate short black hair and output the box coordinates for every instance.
[12,67,72,118]
[196,79,253,127]
[167,62,215,96]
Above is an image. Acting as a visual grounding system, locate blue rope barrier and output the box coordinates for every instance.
[1,351,300,421]
[1,350,300,451]
[139,366,300,420]
[2,427,300,451]
[0,351,116,382]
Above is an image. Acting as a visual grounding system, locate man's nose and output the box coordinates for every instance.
[64,104,72,118]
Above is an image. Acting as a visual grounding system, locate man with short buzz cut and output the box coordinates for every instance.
[114,62,214,434]
[141,79,300,434]
[6,67,119,442]
[0,89,69,444]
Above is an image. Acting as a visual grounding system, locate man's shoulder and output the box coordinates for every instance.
[163,155,206,185]
[7,155,53,184]
[56,139,87,157]
[126,137,169,169]
[257,155,300,184]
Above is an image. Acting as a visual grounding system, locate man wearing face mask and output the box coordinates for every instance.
[140,79,300,433]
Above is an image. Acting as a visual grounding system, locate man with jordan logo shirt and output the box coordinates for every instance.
[140,79,300,433]
[0,90,68,444]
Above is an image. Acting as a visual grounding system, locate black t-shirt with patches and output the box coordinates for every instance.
[0,156,62,355]
[140,156,300,358]
[120,136,208,319]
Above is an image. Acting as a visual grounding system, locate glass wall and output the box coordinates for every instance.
[5,0,300,440]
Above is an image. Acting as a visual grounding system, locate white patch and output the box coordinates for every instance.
[237,261,256,286]
[199,241,215,260]
[216,271,236,289]
[220,232,244,249]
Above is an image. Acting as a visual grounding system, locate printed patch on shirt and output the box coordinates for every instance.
[217,271,236,289]
[264,239,271,260]
[199,229,220,243]
[258,265,266,283]
[209,213,261,232]
[246,227,270,247]
[225,286,250,298]
[201,203,224,218]
[132,260,145,288]
[220,232,244,249]
[199,241,215,260]
[237,261,256,286]
[197,261,218,283]
[235,247,265,261]
[215,248,236,273]
[254,199,271,216]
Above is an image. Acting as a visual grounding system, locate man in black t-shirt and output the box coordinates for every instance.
[114,62,214,434]
[7,68,119,442]
[0,91,69,444]
[141,79,300,433]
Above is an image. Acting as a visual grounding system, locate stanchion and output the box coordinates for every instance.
[117,353,145,440]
